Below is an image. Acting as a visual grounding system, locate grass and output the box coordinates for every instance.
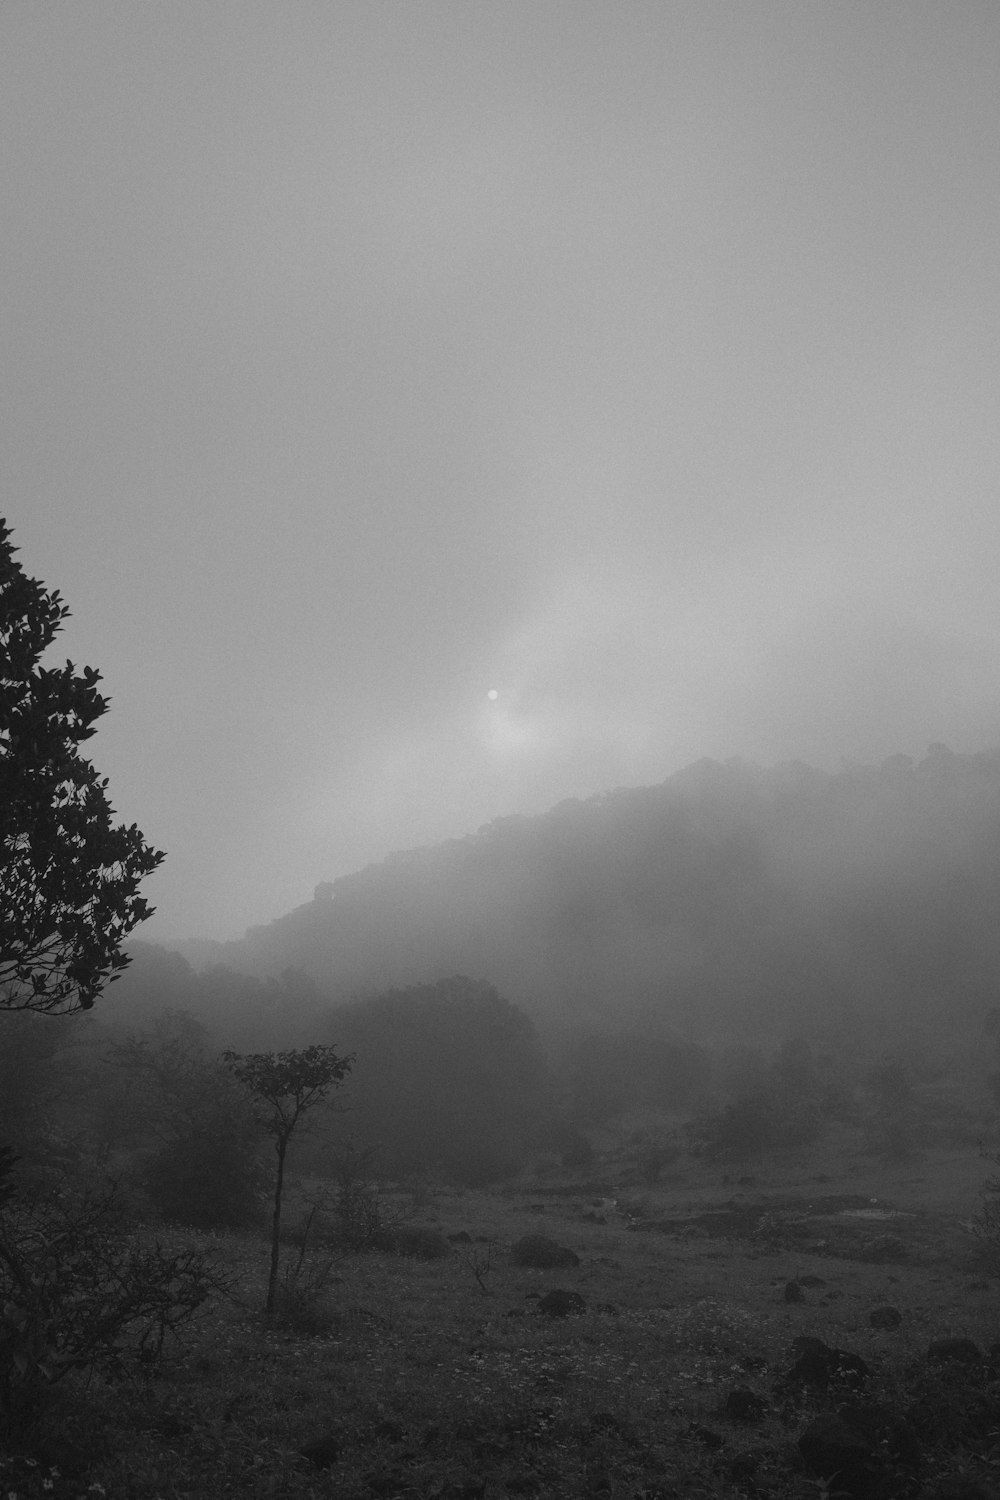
[4,1135,1000,1499]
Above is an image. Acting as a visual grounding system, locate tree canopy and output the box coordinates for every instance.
[0,518,164,1013]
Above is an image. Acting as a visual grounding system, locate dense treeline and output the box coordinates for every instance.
[175,745,1000,1044]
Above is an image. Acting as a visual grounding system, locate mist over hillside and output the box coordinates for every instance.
[159,746,1000,1044]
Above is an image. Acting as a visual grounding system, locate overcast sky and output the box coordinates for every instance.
[5,2,1000,942]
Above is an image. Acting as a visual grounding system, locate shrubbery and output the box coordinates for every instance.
[0,1174,229,1441]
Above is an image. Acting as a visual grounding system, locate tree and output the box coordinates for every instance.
[333,976,547,1184]
[107,1013,267,1230]
[0,519,164,1013]
[223,1045,352,1317]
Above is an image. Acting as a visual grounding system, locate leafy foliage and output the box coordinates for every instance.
[0,1179,229,1433]
[0,519,163,1013]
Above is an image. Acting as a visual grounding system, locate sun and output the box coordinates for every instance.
[486,688,499,701]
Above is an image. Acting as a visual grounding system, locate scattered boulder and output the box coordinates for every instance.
[372,1225,451,1259]
[510,1234,580,1269]
[921,1479,999,1500]
[784,1279,805,1302]
[736,1353,768,1373]
[783,1336,870,1391]
[798,1413,875,1496]
[536,1288,586,1317]
[927,1337,982,1365]
[683,1422,724,1450]
[448,1230,473,1244]
[723,1386,768,1422]
[863,1233,908,1263]
[837,1402,921,1470]
[869,1305,903,1330]
[299,1433,341,1469]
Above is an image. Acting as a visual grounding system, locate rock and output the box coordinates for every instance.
[921,1479,998,1500]
[684,1422,724,1450]
[723,1386,768,1422]
[536,1288,586,1317]
[869,1305,903,1330]
[373,1225,451,1258]
[863,1233,908,1262]
[838,1401,921,1469]
[798,1413,879,1497]
[927,1337,982,1364]
[448,1230,473,1243]
[784,1279,806,1302]
[299,1433,341,1468]
[784,1336,870,1391]
[439,1482,487,1500]
[510,1234,580,1269]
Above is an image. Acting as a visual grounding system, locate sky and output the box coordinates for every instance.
[4,2,1000,942]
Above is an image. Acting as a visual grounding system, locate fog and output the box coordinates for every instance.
[5,3,1000,940]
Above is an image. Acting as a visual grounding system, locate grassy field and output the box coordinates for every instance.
[4,1133,1000,1500]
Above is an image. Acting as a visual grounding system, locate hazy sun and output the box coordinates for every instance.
[486,688,499,700]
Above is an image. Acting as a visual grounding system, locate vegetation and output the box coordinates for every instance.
[0,518,163,1014]
[224,1044,353,1316]
[332,977,548,1185]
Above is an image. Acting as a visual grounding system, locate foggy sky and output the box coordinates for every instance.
[4,2,1000,941]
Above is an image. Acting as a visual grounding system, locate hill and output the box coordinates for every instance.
[165,745,1000,1045]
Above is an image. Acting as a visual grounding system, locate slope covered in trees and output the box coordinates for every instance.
[171,745,1000,1044]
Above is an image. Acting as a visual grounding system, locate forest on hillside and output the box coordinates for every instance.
[169,746,1000,1047]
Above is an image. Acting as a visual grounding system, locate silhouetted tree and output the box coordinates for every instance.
[108,1013,266,1230]
[334,976,547,1184]
[224,1045,352,1316]
[0,519,163,1014]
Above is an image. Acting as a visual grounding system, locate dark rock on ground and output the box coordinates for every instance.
[724,1386,769,1422]
[797,1410,912,1499]
[510,1233,580,1268]
[736,1353,768,1372]
[784,1280,806,1302]
[923,1482,1000,1494]
[927,1337,982,1364]
[684,1422,724,1450]
[299,1433,340,1468]
[447,1230,473,1243]
[783,1336,870,1391]
[870,1305,903,1329]
[920,1480,999,1500]
[372,1225,451,1258]
[838,1402,921,1469]
[536,1288,586,1317]
[439,1482,487,1500]
[863,1234,908,1262]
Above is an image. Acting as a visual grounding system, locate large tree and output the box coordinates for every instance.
[0,519,164,1013]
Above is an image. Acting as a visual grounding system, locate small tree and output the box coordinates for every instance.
[223,1045,352,1317]
[0,519,163,1014]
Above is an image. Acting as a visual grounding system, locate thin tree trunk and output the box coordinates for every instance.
[265,1135,287,1318]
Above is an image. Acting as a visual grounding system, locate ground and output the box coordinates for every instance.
[5,1135,1000,1499]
